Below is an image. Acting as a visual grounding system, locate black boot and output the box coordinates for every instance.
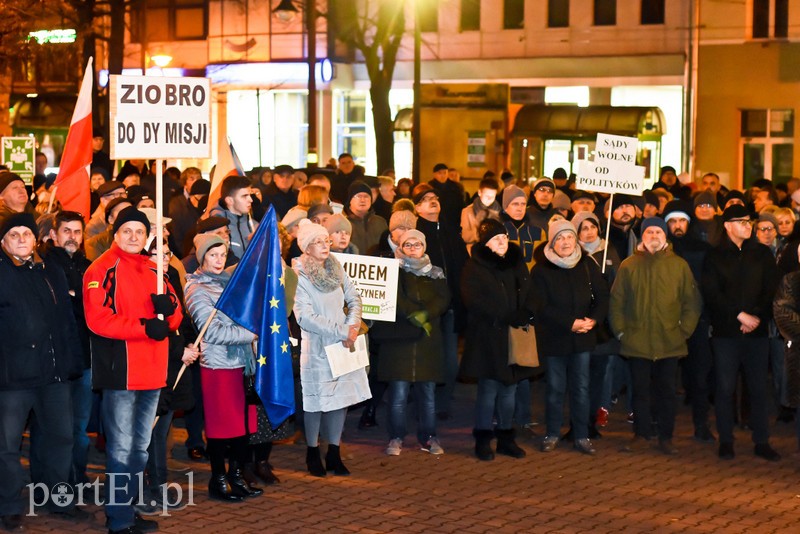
[207,439,244,502]
[253,442,279,484]
[495,428,526,458]
[242,463,258,486]
[473,429,495,461]
[325,444,350,476]
[306,446,326,477]
[358,404,378,429]
[227,460,263,498]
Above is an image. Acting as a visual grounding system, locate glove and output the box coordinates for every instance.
[142,318,170,341]
[506,310,531,328]
[421,322,433,337]
[407,310,429,328]
[151,293,176,317]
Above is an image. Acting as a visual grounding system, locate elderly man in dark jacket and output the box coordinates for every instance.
[611,217,701,455]
[702,204,781,462]
[0,213,83,530]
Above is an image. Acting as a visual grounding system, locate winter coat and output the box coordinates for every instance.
[346,210,388,257]
[461,198,500,252]
[84,228,112,262]
[157,266,196,414]
[292,255,371,412]
[0,250,83,390]
[610,246,702,360]
[501,212,547,270]
[84,243,183,390]
[702,237,777,338]
[460,243,538,385]
[531,245,609,358]
[429,179,466,229]
[168,193,201,257]
[774,271,800,407]
[184,270,256,370]
[376,269,450,383]
[261,182,298,220]
[208,204,258,259]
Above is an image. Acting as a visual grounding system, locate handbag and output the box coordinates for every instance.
[508,325,539,368]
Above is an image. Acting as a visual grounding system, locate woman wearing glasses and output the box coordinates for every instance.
[377,230,450,456]
[292,219,370,477]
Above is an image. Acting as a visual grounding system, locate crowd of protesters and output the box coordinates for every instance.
[3,139,800,533]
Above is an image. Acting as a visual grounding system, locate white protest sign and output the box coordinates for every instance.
[332,252,399,322]
[575,133,645,196]
[109,75,211,160]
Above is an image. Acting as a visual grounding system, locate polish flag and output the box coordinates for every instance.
[54,57,93,220]
[203,137,244,217]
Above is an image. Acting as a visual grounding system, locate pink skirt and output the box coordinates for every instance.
[200,367,258,439]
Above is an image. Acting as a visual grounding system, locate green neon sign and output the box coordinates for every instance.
[28,29,77,44]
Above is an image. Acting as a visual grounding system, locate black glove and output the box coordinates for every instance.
[151,293,176,317]
[142,318,170,341]
[506,310,532,328]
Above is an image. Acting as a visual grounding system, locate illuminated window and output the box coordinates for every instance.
[131,0,208,42]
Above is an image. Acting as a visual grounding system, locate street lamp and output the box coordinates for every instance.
[273,0,318,167]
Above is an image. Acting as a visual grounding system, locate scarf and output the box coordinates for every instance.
[198,267,231,286]
[300,253,343,293]
[471,197,500,222]
[544,243,582,269]
[581,238,604,255]
[395,248,445,279]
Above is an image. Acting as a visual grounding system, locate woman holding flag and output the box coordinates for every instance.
[184,234,263,502]
[293,219,371,477]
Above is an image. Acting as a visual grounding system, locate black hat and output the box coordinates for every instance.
[112,206,150,236]
[500,171,515,184]
[97,180,126,197]
[0,171,24,194]
[571,190,597,203]
[607,193,638,212]
[412,183,437,204]
[660,166,677,178]
[662,200,693,223]
[273,164,294,176]
[722,204,750,222]
[92,127,104,138]
[0,212,37,240]
[724,190,745,207]
[433,163,448,173]
[189,179,211,196]
[347,180,372,207]
[196,215,229,234]
[552,167,568,180]
[693,190,718,209]
[478,218,507,246]
[104,197,133,224]
[643,190,659,208]
[125,185,150,207]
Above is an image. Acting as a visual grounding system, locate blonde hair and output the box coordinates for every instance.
[776,207,797,222]
[297,184,329,210]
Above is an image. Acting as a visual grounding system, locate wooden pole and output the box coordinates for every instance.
[601,193,614,274]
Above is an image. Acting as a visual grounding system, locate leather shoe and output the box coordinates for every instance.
[621,436,649,453]
[656,439,678,455]
[254,460,280,485]
[754,443,781,462]
[718,442,735,460]
[693,426,716,443]
[187,447,207,462]
[1,514,23,531]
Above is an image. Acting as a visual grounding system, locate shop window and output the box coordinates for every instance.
[336,92,368,165]
[461,0,481,31]
[753,0,789,39]
[419,0,440,33]
[131,0,208,42]
[504,0,525,29]
[641,0,665,25]
[548,0,569,28]
[594,0,616,26]
[741,109,794,186]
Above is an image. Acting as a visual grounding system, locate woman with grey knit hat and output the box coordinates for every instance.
[531,218,609,455]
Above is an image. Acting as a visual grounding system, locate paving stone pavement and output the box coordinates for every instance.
[22,380,800,533]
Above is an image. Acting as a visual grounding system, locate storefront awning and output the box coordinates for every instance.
[511,105,666,139]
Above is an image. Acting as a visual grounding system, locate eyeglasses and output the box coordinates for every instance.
[308,238,332,248]
[402,242,424,250]
[728,219,752,227]
[756,226,776,232]
[420,195,439,204]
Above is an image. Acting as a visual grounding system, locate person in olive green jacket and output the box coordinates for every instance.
[610,217,701,456]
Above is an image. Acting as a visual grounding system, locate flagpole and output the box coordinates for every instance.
[47,185,58,213]
[601,193,614,275]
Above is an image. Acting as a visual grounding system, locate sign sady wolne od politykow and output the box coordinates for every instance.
[109,75,211,160]
[332,252,399,322]
[576,133,645,196]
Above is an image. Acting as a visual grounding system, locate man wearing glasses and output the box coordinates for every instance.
[702,204,780,462]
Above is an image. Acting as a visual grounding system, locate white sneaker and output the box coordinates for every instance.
[386,438,403,456]
[421,437,444,455]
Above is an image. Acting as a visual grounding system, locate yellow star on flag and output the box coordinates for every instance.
[258,355,267,366]
[269,296,280,309]
[281,341,289,353]
[270,321,281,334]
[279,271,285,286]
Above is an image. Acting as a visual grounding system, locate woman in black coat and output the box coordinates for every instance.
[531,219,608,456]
[460,219,537,461]
[773,254,800,450]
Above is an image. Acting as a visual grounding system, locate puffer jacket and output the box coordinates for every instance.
[610,245,702,360]
[208,204,258,259]
[184,269,256,370]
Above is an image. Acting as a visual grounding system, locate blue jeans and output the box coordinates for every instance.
[545,352,591,440]
[435,310,458,415]
[70,369,93,485]
[475,379,516,431]
[0,383,73,515]
[513,379,532,426]
[387,381,436,444]
[146,409,174,496]
[102,389,160,531]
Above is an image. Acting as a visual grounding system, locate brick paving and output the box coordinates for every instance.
[23,380,800,533]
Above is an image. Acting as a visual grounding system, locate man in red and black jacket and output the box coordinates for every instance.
[84,206,182,534]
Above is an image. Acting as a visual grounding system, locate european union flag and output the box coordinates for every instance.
[215,206,295,425]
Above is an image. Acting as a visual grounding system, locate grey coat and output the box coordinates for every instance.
[292,255,371,412]
[184,270,256,370]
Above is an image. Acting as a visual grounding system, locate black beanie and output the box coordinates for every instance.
[0,171,24,194]
[478,218,507,246]
[347,180,372,207]
[112,206,151,237]
[0,212,37,240]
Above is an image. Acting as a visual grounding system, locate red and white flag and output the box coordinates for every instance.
[203,137,243,218]
[54,57,93,220]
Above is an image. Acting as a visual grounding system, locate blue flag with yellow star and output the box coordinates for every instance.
[215,206,295,425]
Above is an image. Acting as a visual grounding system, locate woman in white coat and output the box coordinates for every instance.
[292,219,370,477]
